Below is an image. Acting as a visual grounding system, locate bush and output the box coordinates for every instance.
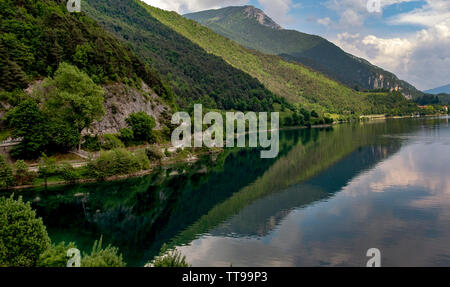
[135,149,151,170]
[0,156,14,189]
[37,242,77,267]
[38,154,58,187]
[125,112,156,143]
[58,162,80,184]
[82,135,101,152]
[101,134,124,150]
[82,237,126,267]
[87,148,146,179]
[14,160,36,186]
[0,196,50,267]
[164,148,171,157]
[150,244,190,267]
[146,146,164,162]
[38,239,126,267]
[118,128,134,147]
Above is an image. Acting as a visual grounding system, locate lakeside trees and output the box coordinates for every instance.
[0,196,125,267]
[6,63,104,158]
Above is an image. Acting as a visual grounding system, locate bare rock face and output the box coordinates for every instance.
[243,6,283,30]
[85,82,170,135]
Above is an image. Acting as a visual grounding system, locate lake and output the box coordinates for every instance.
[3,116,449,267]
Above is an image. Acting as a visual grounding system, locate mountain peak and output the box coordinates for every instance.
[242,6,283,30]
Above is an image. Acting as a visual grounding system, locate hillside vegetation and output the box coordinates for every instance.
[0,0,172,101]
[83,0,279,112]
[143,4,416,116]
[185,6,423,99]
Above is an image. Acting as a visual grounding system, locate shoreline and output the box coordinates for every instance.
[5,114,447,191]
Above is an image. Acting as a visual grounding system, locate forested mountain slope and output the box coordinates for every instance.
[83,0,278,111]
[143,4,414,115]
[185,6,423,100]
[0,0,171,100]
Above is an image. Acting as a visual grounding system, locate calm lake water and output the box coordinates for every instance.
[3,116,449,267]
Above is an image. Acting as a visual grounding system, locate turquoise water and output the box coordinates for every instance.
[3,116,449,266]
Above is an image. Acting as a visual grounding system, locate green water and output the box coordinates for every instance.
[3,116,450,266]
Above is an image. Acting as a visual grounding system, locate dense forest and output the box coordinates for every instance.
[83,0,279,111]
[0,0,172,101]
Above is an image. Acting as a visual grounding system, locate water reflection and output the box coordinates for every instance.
[2,117,448,266]
[177,117,450,266]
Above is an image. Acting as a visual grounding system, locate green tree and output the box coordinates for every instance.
[0,196,50,267]
[14,160,35,186]
[40,63,105,149]
[6,99,49,159]
[125,112,156,143]
[38,154,58,188]
[0,156,14,189]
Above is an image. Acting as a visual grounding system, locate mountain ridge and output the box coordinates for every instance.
[184,6,423,99]
[424,84,450,95]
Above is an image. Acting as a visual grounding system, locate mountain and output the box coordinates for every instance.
[424,84,450,95]
[184,6,423,99]
[0,0,169,99]
[144,4,418,116]
[143,4,364,114]
[82,0,278,112]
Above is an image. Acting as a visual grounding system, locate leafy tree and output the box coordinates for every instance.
[6,99,49,159]
[58,162,80,184]
[0,196,50,267]
[81,237,126,267]
[14,160,35,186]
[125,112,156,143]
[118,128,135,147]
[39,63,105,149]
[38,154,58,187]
[0,156,14,189]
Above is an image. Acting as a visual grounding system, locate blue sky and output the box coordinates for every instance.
[146,0,450,90]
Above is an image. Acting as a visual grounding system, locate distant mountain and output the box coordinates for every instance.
[424,84,450,95]
[185,6,423,99]
[145,4,418,116]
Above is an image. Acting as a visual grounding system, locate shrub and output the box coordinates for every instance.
[37,241,77,267]
[0,156,14,189]
[38,239,126,267]
[324,117,334,125]
[87,149,144,179]
[125,112,156,143]
[0,196,50,267]
[164,148,171,157]
[14,160,36,186]
[58,162,80,184]
[150,244,190,267]
[82,135,101,152]
[146,146,164,162]
[38,154,58,187]
[101,134,124,150]
[82,237,126,267]
[118,128,134,147]
[135,149,151,170]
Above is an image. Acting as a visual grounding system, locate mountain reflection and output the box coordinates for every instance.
[2,117,447,266]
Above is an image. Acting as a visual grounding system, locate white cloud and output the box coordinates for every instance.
[257,0,294,25]
[335,15,450,90]
[317,17,332,26]
[325,0,417,29]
